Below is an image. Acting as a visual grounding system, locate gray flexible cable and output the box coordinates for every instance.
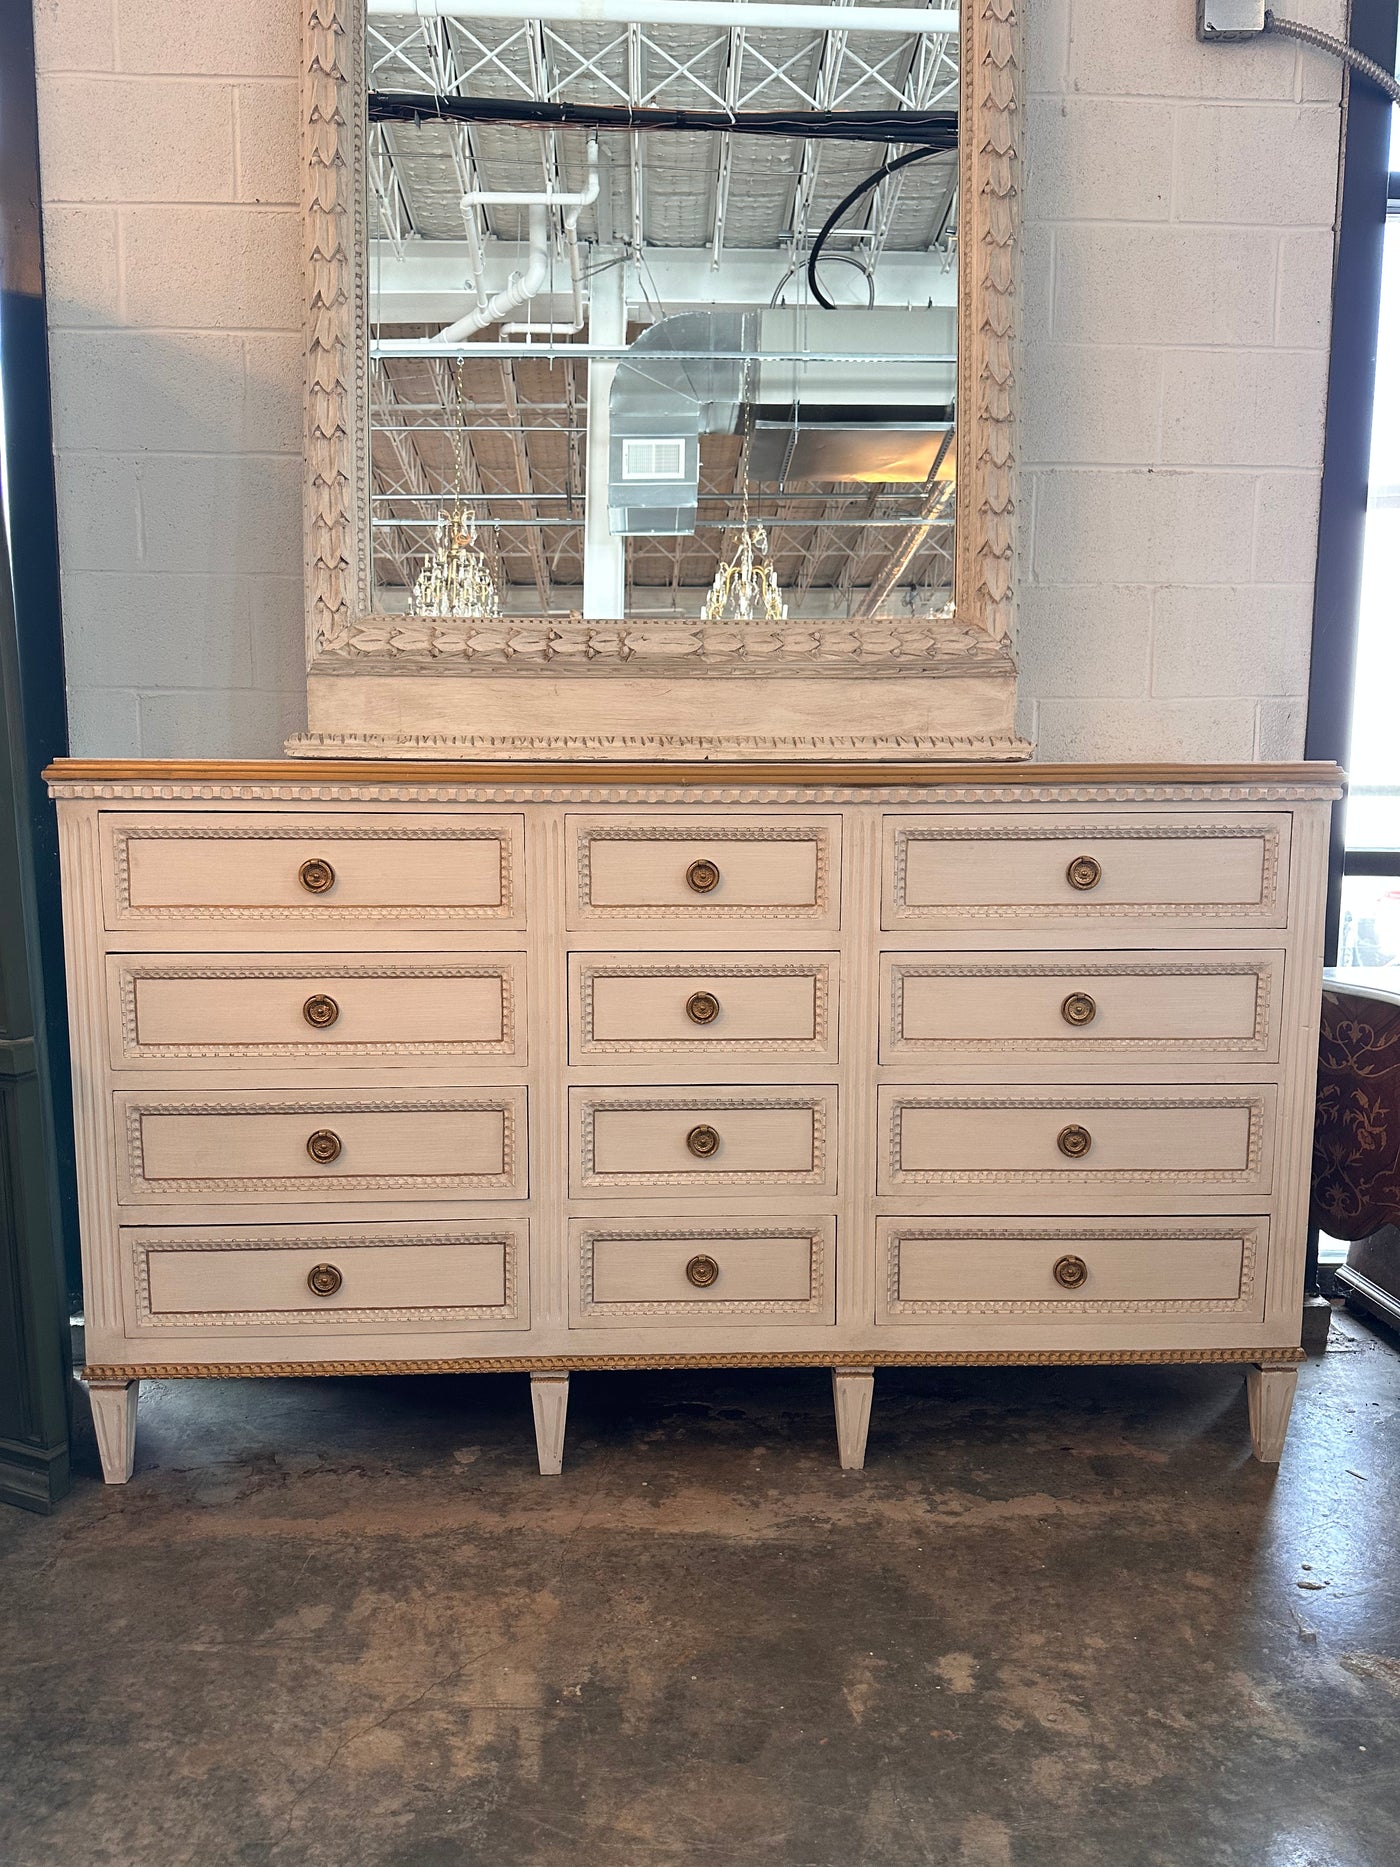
[1264,11,1400,105]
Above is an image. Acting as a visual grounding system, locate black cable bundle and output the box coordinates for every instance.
[368,91,959,149]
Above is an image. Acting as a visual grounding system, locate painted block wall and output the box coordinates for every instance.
[32,0,1347,760]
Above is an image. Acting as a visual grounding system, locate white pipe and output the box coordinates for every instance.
[435,203,549,343]
[374,1,957,37]
[501,141,599,339]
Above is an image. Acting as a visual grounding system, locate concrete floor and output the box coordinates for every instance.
[3,1313,1399,1867]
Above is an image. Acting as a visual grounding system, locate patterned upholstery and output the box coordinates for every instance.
[1312,978,1400,1242]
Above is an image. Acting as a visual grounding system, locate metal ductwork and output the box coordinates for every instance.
[608,312,748,537]
[608,308,958,537]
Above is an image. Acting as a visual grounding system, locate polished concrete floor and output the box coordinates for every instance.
[3,1311,1399,1867]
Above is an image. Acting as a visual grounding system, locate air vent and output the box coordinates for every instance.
[621,437,687,481]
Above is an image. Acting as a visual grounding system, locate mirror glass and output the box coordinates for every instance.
[364,3,959,626]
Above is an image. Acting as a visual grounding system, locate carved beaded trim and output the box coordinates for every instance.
[108,820,517,921]
[49,776,1339,805]
[114,958,520,1060]
[120,1093,522,1196]
[884,1091,1269,1185]
[888,820,1283,922]
[574,1223,830,1320]
[573,820,834,922]
[287,730,1034,760]
[885,957,1275,1054]
[130,1228,523,1328]
[82,1348,1307,1379]
[574,1093,830,1189]
[575,957,834,1055]
[879,1224,1261,1319]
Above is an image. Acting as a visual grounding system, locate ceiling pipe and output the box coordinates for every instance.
[435,203,549,343]
[499,140,601,340]
[372,1,958,36]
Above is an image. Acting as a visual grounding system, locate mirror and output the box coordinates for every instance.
[362,2,960,627]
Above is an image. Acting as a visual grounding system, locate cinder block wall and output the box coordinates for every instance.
[33,0,1347,760]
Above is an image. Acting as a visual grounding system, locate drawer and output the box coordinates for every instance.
[114,1088,526,1203]
[570,953,837,1060]
[876,1217,1267,1322]
[570,1217,834,1325]
[108,953,525,1067]
[100,811,523,928]
[570,1087,836,1194]
[883,811,1289,928]
[568,813,839,925]
[123,1219,527,1332]
[881,951,1283,1063]
[878,1086,1275,1200]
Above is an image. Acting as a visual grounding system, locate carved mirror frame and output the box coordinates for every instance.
[294,0,1025,760]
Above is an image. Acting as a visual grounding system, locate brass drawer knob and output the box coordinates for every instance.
[686,858,721,894]
[1061,991,1097,1027]
[299,857,336,894]
[307,1262,343,1298]
[303,993,340,1029]
[306,1128,343,1164]
[685,1253,720,1289]
[685,990,720,1025]
[686,1123,721,1159]
[1052,1254,1089,1290]
[1066,854,1102,892]
[1057,1123,1093,1159]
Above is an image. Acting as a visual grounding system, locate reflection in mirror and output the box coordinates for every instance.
[364,2,959,626]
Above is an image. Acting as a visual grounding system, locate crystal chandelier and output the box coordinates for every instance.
[410,355,501,620]
[410,500,500,619]
[701,516,788,622]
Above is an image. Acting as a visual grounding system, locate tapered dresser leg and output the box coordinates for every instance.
[530,1372,570,1475]
[88,1379,140,1484]
[1246,1364,1298,1464]
[832,1366,875,1471]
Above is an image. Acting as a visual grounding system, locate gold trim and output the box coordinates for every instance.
[44,758,1346,790]
[81,1347,1305,1380]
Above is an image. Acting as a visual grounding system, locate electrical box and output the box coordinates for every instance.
[1197,0,1267,40]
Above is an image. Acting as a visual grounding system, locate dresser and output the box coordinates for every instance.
[46,758,1340,1481]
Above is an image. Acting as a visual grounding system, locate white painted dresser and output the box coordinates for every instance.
[47,758,1340,1481]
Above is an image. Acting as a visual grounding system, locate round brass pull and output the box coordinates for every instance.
[686,1123,721,1159]
[686,858,721,894]
[1061,991,1097,1028]
[303,993,340,1029]
[306,1128,343,1164]
[298,857,336,894]
[685,1253,720,1289]
[1057,1123,1093,1160]
[685,990,720,1026]
[1052,1254,1089,1291]
[307,1262,343,1298]
[1066,855,1102,892]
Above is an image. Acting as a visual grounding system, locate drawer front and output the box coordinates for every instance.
[876,1217,1267,1322]
[571,953,837,1059]
[570,1218,834,1325]
[882,951,1283,1062]
[571,1087,835,1194]
[108,953,524,1066]
[884,812,1289,928]
[879,1086,1275,1198]
[124,1219,527,1331]
[100,812,523,927]
[569,814,838,925]
[115,1089,526,1202]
